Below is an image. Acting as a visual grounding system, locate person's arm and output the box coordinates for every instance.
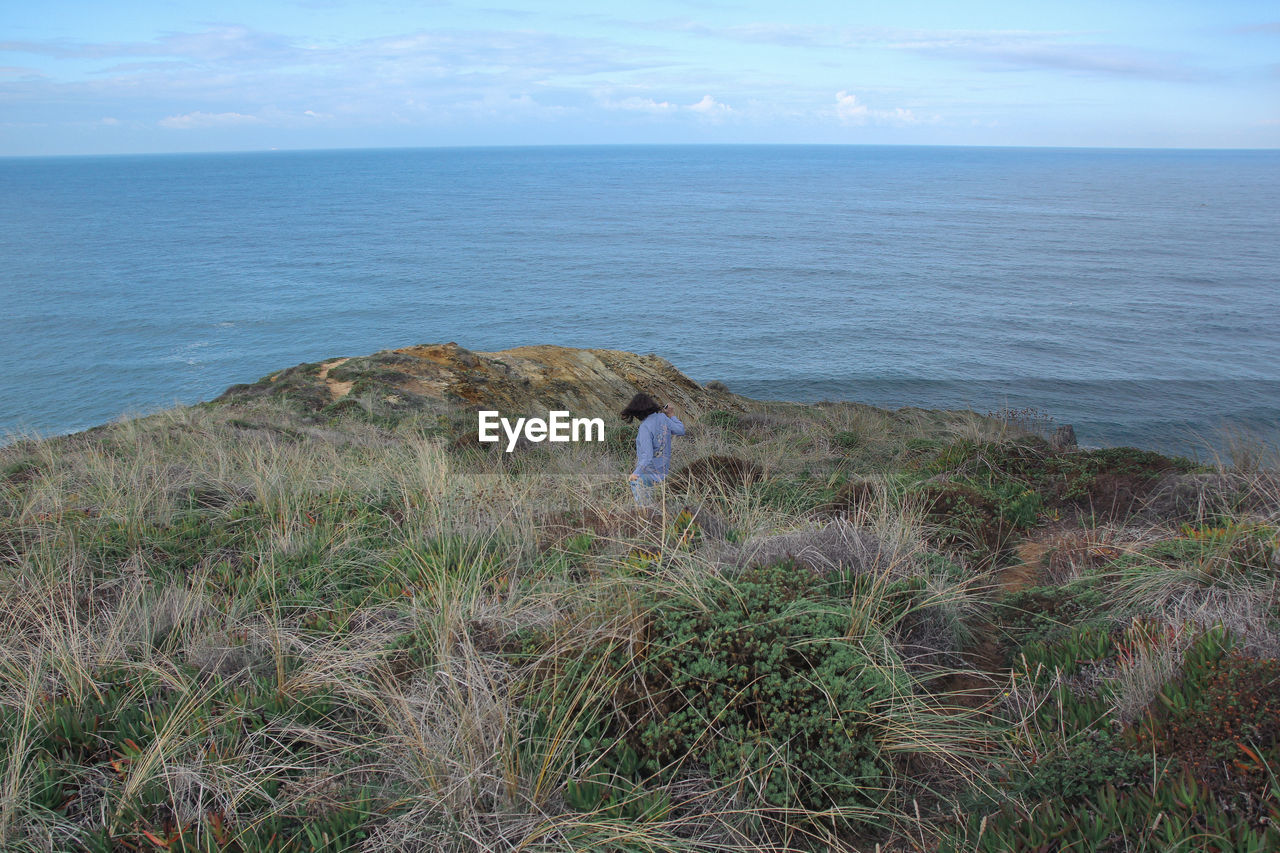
[632,420,654,479]
[662,404,686,436]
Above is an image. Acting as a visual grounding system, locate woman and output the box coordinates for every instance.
[621,392,685,508]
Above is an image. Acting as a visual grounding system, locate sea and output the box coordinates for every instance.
[2,145,1278,459]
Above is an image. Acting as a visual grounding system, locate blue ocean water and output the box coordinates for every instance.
[2,145,1277,457]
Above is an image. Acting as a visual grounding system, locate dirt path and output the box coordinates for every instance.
[1003,540,1049,595]
[943,539,1050,708]
[316,358,354,401]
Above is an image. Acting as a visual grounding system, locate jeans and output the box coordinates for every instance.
[630,473,660,507]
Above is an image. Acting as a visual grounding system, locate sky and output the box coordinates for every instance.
[1,1,1277,155]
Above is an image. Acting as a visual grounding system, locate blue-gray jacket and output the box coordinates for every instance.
[633,412,685,481]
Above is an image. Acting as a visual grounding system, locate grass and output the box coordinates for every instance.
[0,394,1277,851]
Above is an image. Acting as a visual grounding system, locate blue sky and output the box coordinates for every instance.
[2,1,1277,154]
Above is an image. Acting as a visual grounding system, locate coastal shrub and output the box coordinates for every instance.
[1019,729,1146,802]
[985,480,1043,529]
[700,409,740,430]
[996,581,1111,652]
[1058,456,1186,521]
[944,775,1280,853]
[216,365,333,413]
[548,718,672,822]
[751,470,850,514]
[822,478,880,516]
[913,481,1013,557]
[0,660,377,852]
[953,629,1273,853]
[514,624,676,826]
[912,475,1043,557]
[1103,525,1280,635]
[182,480,255,511]
[832,429,863,451]
[627,563,904,822]
[223,417,308,441]
[912,439,1198,523]
[1130,646,1280,814]
[2,456,39,484]
[1159,521,1275,575]
[1052,446,1199,516]
[516,562,909,833]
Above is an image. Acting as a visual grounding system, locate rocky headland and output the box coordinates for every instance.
[216,341,746,419]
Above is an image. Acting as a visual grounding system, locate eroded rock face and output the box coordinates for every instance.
[216,342,743,418]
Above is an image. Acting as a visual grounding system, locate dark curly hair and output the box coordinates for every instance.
[620,392,662,423]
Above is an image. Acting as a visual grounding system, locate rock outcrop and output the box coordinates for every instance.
[216,342,744,418]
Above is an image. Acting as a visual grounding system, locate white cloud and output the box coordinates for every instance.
[597,92,730,117]
[158,111,263,129]
[834,91,932,126]
[834,91,869,123]
[879,107,925,125]
[611,96,675,112]
[688,94,731,115]
[646,20,1208,82]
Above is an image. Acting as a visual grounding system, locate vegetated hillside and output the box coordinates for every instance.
[2,346,1278,852]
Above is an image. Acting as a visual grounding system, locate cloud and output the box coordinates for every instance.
[834,90,868,123]
[643,20,1208,82]
[158,111,264,129]
[905,38,1207,82]
[605,96,676,112]
[597,92,731,118]
[463,92,572,120]
[834,91,930,126]
[1,24,666,86]
[0,26,298,64]
[688,94,730,115]
[0,23,676,134]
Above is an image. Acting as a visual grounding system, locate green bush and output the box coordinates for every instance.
[997,581,1110,652]
[832,430,863,451]
[1021,729,1146,801]
[629,563,905,821]
[701,409,741,430]
[514,562,910,830]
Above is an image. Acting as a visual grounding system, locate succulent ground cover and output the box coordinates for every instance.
[1,390,1277,851]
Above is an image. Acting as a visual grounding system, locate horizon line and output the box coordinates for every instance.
[4,140,1279,160]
